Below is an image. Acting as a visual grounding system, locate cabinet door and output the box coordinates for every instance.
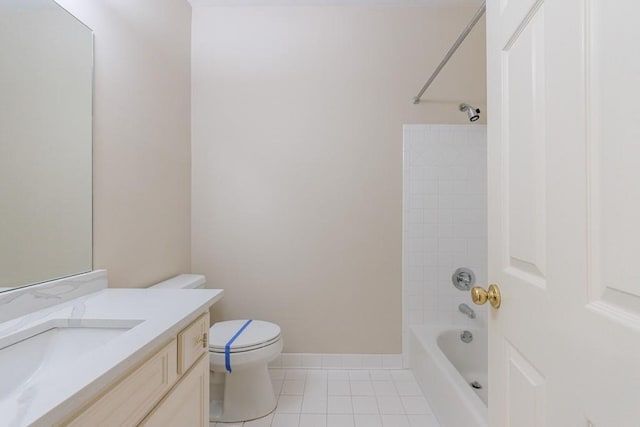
[141,354,209,427]
[64,340,178,427]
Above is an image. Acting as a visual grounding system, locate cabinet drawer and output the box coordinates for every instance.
[66,339,178,427]
[178,313,209,374]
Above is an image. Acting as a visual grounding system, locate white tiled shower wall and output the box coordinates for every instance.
[402,125,487,362]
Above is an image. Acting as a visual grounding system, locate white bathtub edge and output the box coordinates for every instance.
[409,325,488,427]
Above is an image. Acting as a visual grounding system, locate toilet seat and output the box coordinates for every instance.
[209,320,281,353]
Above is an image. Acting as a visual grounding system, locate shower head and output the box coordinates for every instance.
[459,103,481,122]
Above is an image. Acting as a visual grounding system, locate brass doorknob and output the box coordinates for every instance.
[471,284,501,309]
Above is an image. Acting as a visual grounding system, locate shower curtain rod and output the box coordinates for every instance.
[412,1,486,105]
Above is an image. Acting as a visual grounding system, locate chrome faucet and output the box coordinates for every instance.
[458,303,476,319]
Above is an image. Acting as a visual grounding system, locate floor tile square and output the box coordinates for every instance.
[352,396,379,414]
[348,370,370,380]
[285,369,308,380]
[408,414,440,427]
[354,414,382,427]
[377,396,405,414]
[328,380,350,396]
[305,379,328,392]
[350,381,374,396]
[307,370,329,381]
[327,369,349,380]
[300,413,328,427]
[327,414,355,427]
[370,370,392,381]
[327,370,350,380]
[394,380,423,396]
[401,396,432,414]
[381,414,410,427]
[302,397,328,414]
[282,379,306,395]
[372,381,397,396]
[276,395,303,413]
[390,370,415,382]
[271,413,300,427]
[328,396,353,414]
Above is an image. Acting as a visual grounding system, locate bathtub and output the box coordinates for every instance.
[409,325,488,427]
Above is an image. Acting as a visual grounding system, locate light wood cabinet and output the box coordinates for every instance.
[140,355,209,427]
[63,313,209,427]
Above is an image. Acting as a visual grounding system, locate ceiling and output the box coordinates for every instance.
[188,0,483,7]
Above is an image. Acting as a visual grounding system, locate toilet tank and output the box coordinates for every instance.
[149,274,206,289]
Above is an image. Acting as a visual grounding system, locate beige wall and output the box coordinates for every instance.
[191,5,486,353]
[57,0,193,287]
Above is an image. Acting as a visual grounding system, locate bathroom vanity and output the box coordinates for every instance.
[0,272,223,427]
[0,1,223,425]
[65,311,211,427]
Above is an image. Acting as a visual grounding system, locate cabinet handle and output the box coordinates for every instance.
[195,333,208,348]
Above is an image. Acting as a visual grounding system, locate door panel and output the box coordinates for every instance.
[503,4,546,282]
[587,0,640,318]
[505,342,545,427]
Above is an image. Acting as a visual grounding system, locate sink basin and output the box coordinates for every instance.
[0,319,142,400]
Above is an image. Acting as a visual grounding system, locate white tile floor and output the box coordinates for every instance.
[210,368,440,427]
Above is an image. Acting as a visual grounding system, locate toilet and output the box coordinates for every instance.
[151,274,282,423]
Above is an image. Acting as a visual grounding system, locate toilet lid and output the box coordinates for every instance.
[209,320,281,353]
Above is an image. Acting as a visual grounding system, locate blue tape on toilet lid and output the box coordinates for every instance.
[209,320,281,352]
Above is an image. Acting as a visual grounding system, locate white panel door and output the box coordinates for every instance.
[486,0,640,424]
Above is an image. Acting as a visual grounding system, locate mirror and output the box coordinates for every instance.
[0,0,93,292]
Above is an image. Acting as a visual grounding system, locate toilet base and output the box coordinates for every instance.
[209,364,277,423]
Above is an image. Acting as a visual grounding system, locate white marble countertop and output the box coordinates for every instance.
[0,288,223,427]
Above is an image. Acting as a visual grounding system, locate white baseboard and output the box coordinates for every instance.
[269,353,405,370]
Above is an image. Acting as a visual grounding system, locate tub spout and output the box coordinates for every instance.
[458,303,476,319]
